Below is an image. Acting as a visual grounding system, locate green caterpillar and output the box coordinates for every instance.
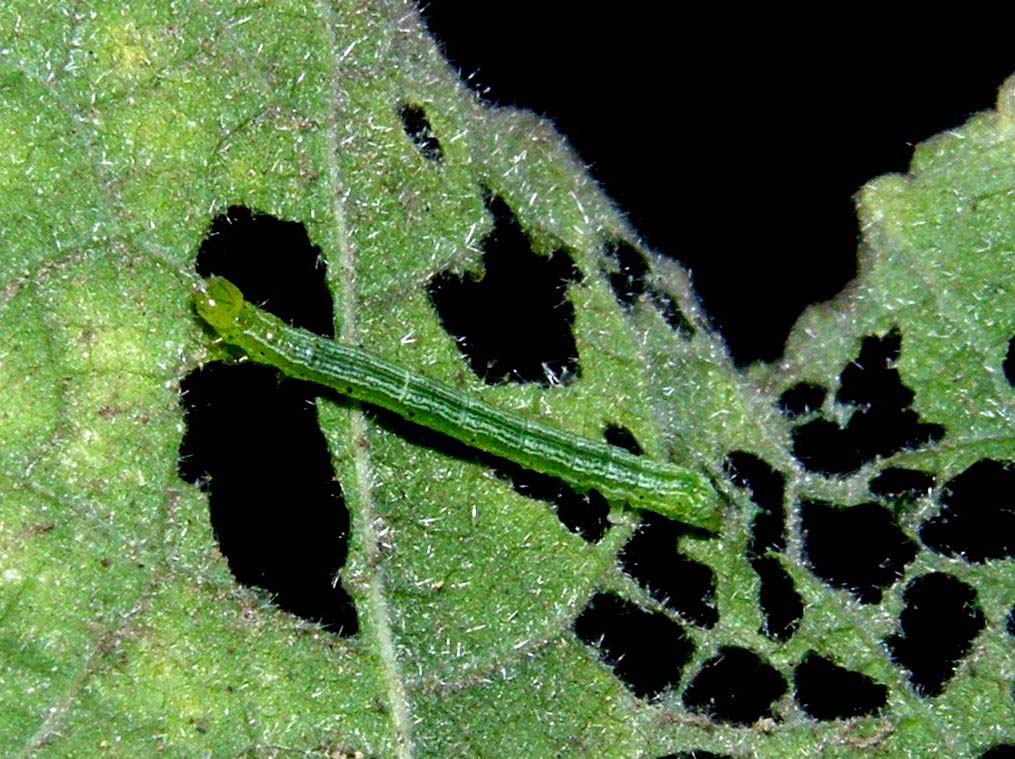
[193,277,719,531]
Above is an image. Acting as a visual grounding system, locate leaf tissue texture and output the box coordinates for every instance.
[0,3,1013,758]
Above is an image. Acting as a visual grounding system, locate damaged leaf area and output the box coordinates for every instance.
[0,2,1013,758]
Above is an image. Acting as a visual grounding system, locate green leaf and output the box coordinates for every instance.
[1,3,1012,758]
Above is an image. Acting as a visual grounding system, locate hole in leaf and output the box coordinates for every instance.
[682,646,787,726]
[496,463,610,542]
[602,423,643,455]
[1004,336,1015,387]
[619,514,717,628]
[869,467,935,501]
[603,238,649,307]
[793,652,887,720]
[574,592,693,699]
[802,500,918,604]
[887,572,985,697]
[427,193,583,386]
[777,382,826,419]
[1007,605,1014,637]
[600,238,695,338]
[724,451,786,555]
[752,556,803,642]
[724,452,800,640]
[791,419,855,474]
[836,331,905,404]
[180,207,356,635]
[654,290,696,339]
[791,330,945,475]
[179,363,355,634]
[981,746,1015,759]
[398,103,444,163]
[919,459,1015,563]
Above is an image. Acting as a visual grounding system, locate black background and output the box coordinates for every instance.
[419,7,1014,365]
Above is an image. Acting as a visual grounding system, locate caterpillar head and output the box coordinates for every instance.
[193,276,245,332]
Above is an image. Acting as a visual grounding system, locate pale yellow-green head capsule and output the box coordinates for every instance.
[193,276,245,334]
